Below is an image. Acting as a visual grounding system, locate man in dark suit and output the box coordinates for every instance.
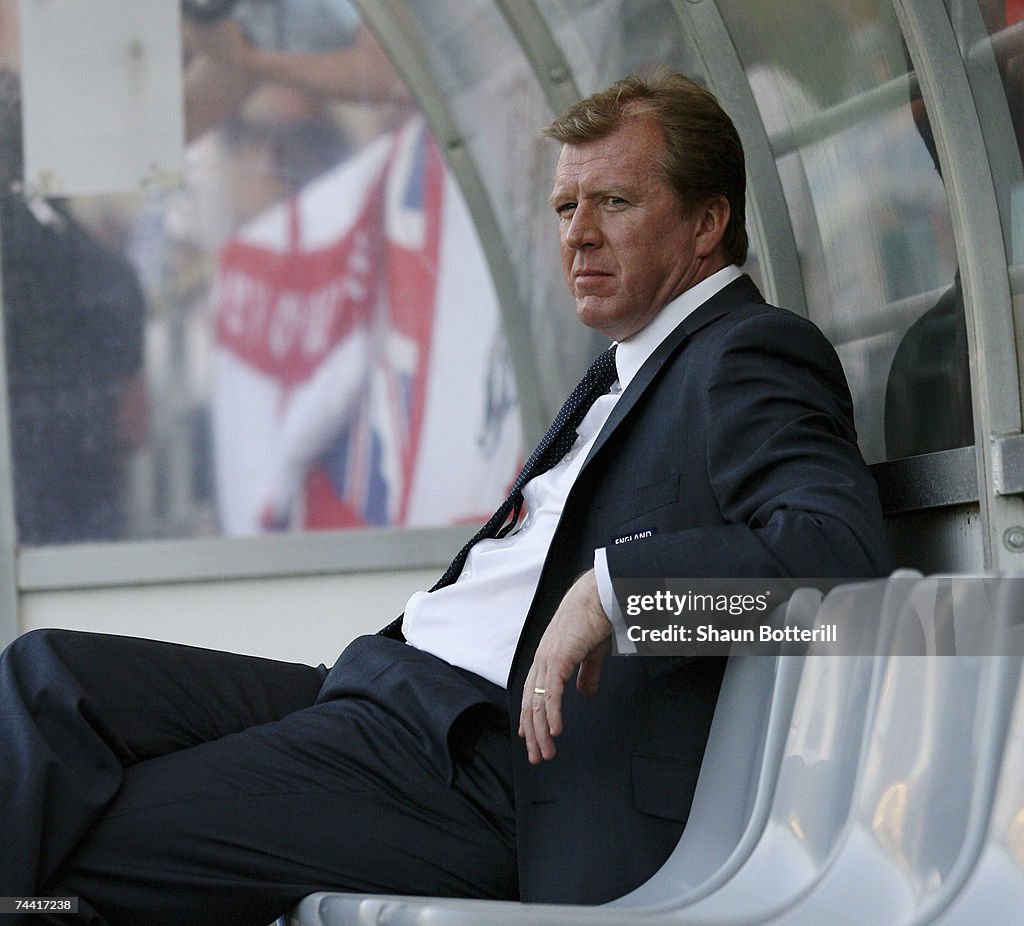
[0,71,889,924]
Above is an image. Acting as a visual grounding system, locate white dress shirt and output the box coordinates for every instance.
[403,265,742,687]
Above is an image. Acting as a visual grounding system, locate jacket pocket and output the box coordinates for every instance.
[597,473,682,526]
[631,753,702,823]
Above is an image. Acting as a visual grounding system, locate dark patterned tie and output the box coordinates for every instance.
[379,344,618,640]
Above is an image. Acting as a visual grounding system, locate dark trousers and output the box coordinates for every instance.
[0,629,517,925]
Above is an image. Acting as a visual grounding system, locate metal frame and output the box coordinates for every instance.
[493,0,582,115]
[993,434,1024,497]
[960,10,1024,260]
[15,525,465,592]
[895,0,1024,569]
[0,221,20,645]
[871,448,979,516]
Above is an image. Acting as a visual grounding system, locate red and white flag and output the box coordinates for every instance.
[211,118,522,534]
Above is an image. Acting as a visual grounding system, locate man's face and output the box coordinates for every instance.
[550,117,720,342]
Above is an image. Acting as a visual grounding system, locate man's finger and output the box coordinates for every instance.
[519,667,544,763]
[532,672,566,761]
[531,689,554,761]
[543,676,565,740]
[520,666,562,763]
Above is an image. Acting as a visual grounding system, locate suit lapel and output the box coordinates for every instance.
[579,274,764,470]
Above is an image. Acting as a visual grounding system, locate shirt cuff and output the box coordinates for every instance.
[594,547,637,655]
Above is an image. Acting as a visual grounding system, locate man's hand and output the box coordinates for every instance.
[519,569,612,764]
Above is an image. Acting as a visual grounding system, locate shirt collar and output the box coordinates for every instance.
[613,264,743,390]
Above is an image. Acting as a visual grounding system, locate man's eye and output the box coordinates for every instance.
[556,202,577,217]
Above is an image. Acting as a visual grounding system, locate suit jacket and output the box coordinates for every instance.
[502,274,891,903]
[378,274,889,905]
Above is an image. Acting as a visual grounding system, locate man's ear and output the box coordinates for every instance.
[694,195,731,258]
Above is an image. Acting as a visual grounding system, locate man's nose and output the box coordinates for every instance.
[564,204,601,249]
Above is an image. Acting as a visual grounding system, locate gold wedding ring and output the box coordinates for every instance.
[533,687,546,695]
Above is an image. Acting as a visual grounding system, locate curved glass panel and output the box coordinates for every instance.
[0,0,522,545]
[719,0,963,464]
[536,0,701,95]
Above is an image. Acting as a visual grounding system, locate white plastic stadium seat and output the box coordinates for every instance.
[713,574,1022,926]
[910,572,1024,926]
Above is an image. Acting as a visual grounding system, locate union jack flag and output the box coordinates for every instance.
[211,118,521,534]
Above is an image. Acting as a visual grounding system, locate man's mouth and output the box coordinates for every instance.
[573,268,613,285]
